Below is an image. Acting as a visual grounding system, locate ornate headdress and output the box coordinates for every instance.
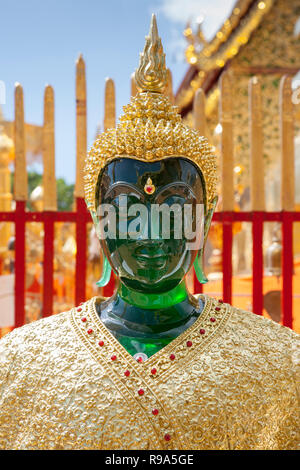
[84,15,217,211]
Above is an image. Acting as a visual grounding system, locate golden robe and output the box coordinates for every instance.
[0,295,299,450]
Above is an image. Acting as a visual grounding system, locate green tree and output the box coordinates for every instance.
[10,171,75,211]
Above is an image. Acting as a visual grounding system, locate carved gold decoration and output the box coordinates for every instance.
[104,78,116,131]
[14,83,28,201]
[135,14,167,94]
[75,54,87,199]
[43,85,57,211]
[177,0,274,111]
[280,76,294,211]
[185,0,273,70]
[249,77,265,211]
[0,125,13,251]
[84,16,217,211]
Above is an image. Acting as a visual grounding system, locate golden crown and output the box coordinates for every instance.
[84,14,217,211]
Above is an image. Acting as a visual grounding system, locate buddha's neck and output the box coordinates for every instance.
[101,281,196,332]
[117,281,188,310]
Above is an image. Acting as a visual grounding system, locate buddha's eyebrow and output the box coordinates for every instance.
[103,182,145,200]
[155,182,197,199]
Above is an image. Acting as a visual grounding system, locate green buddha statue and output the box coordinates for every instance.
[95,156,215,360]
[0,15,299,450]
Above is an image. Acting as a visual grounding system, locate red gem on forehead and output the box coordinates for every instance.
[81,317,87,322]
[98,340,104,346]
[152,409,159,416]
[151,368,157,375]
[186,341,192,347]
[145,186,153,193]
[200,328,205,335]
[87,329,93,335]
[124,370,130,377]
[111,355,117,361]
[170,354,175,360]
[210,317,216,322]
[164,434,171,441]
[138,389,144,396]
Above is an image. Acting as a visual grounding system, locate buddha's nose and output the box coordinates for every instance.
[134,240,166,258]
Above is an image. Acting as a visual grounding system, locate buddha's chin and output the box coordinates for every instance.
[120,276,182,295]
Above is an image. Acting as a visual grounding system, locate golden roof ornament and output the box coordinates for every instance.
[84,15,217,211]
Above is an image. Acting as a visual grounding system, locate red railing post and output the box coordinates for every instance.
[102,272,116,298]
[222,212,232,304]
[75,197,87,305]
[252,211,264,315]
[193,272,203,295]
[43,214,54,316]
[282,211,293,328]
[14,201,26,327]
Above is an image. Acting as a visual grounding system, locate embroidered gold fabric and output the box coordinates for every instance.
[0,295,299,450]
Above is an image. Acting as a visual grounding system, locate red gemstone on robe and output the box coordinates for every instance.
[98,340,104,347]
[87,329,93,334]
[81,317,87,322]
[186,341,192,347]
[77,307,82,312]
[138,389,144,396]
[137,357,143,363]
[152,409,159,416]
[218,299,223,303]
[124,370,130,377]
[210,317,216,322]
[215,306,221,311]
[111,355,117,361]
[151,368,157,375]
[164,434,171,441]
[200,328,205,335]
[170,354,175,360]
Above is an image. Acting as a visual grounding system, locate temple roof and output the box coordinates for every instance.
[185,0,272,70]
[176,0,275,112]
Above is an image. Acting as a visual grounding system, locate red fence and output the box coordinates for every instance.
[1,204,299,329]
[0,64,299,332]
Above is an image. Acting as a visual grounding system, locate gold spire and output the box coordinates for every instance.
[135,14,167,93]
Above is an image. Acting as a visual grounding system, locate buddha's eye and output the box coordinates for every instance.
[111,194,141,213]
[162,195,186,207]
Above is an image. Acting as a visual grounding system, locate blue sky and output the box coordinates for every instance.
[0,0,235,184]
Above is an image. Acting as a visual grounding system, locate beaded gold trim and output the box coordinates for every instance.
[70,295,233,448]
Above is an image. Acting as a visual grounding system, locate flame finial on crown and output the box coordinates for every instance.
[135,14,167,93]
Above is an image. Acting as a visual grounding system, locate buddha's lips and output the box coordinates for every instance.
[134,254,167,268]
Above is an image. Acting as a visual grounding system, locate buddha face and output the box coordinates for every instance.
[95,157,209,293]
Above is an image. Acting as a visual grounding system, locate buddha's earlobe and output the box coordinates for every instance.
[89,209,112,287]
[96,254,112,287]
[193,196,218,285]
[193,251,208,284]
